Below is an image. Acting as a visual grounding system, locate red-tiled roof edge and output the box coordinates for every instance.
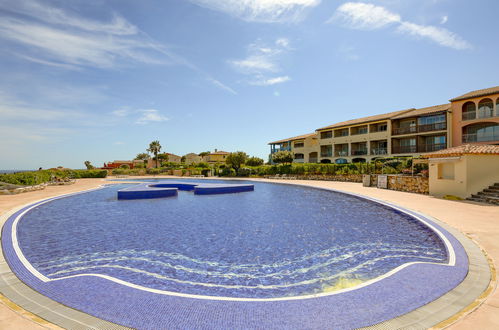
[315,108,415,131]
[268,133,317,145]
[422,144,499,158]
[449,86,499,102]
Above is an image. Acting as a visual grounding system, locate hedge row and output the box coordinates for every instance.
[0,169,107,186]
[225,163,401,177]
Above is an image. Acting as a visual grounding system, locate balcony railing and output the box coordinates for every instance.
[463,111,499,121]
[462,111,476,121]
[271,147,291,153]
[309,158,318,163]
[392,126,417,135]
[393,123,446,135]
[335,151,348,157]
[418,122,447,132]
[351,150,368,156]
[320,152,333,157]
[392,145,417,154]
[371,148,388,155]
[463,133,499,143]
[418,143,447,152]
[392,144,446,154]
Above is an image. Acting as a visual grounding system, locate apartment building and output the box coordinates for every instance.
[268,133,318,163]
[267,86,499,164]
[315,109,410,164]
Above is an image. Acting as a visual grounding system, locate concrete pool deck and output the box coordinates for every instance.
[0,177,497,329]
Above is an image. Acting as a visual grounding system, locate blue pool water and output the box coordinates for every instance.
[17,179,447,299]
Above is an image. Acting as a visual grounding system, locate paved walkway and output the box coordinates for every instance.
[0,177,497,329]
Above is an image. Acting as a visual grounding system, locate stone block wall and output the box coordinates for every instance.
[368,174,429,194]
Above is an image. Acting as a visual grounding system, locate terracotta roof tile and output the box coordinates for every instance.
[316,108,414,131]
[210,151,230,155]
[423,144,499,158]
[268,133,317,145]
[450,86,499,102]
[390,104,451,119]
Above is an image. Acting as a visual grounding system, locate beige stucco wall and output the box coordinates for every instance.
[184,153,202,165]
[318,120,391,163]
[291,135,319,163]
[450,94,499,146]
[429,154,499,198]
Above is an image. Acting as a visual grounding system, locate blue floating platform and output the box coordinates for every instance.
[194,183,254,195]
[117,181,254,200]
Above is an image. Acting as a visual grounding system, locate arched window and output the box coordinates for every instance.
[462,101,476,120]
[463,123,499,143]
[320,159,332,164]
[478,98,494,118]
[335,158,348,164]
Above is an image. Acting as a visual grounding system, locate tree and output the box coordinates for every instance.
[272,151,294,164]
[157,153,169,163]
[181,156,186,163]
[226,151,248,173]
[198,151,210,157]
[147,141,162,168]
[84,161,94,169]
[135,153,150,160]
[246,156,264,167]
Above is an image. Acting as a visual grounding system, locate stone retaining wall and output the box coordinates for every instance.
[368,174,429,194]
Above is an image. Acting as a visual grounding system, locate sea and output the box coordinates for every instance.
[0,170,34,174]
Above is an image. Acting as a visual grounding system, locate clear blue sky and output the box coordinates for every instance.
[1,0,498,169]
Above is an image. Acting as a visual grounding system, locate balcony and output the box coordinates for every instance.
[418,143,447,152]
[371,148,388,155]
[463,133,499,143]
[392,123,447,135]
[418,122,446,132]
[351,150,368,156]
[335,151,348,157]
[462,111,476,121]
[463,111,499,121]
[392,145,417,154]
[320,152,333,158]
[392,126,417,135]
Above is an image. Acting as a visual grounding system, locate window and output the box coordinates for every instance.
[294,142,304,148]
[463,123,499,142]
[320,145,332,157]
[424,136,446,145]
[419,114,446,125]
[320,131,332,139]
[294,153,304,160]
[497,99,499,116]
[378,123,387,132]
[478,99,494,118]
[334,128,349,137]
[400,138,416,146]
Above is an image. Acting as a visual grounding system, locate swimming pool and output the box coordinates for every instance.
[1,179,469,328]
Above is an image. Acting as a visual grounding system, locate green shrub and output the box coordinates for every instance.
[237,167,251,177]
[146,168,161,175]
[112,168,127,175]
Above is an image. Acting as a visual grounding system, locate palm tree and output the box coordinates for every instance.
[147,141,162,168]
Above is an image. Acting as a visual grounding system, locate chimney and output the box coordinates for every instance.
[215,148,218,152]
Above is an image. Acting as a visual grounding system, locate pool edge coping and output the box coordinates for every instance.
[0,179,491,329]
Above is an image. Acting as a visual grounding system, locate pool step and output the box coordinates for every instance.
[466,182,499,205]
